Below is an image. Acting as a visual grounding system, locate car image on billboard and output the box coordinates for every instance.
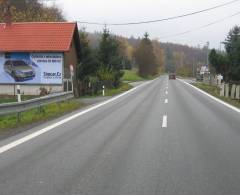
[4,60,36,82]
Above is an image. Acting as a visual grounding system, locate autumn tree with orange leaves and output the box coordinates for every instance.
[0,0,64,23]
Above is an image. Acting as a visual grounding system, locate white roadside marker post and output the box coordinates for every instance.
[225,84,229,98]
[220,83,224,97]
[231,84,236,99]
[102,85,105,96]
[236,85,240,100]
[17,85,21,102]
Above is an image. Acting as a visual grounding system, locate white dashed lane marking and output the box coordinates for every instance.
[162,115,167,128]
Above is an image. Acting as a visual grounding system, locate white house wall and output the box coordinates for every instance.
[0,85,63,96]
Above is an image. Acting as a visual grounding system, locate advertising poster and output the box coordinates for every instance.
[0,52,63,84]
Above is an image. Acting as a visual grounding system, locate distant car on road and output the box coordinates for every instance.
[4,60,36,81]
[169,73,176,80]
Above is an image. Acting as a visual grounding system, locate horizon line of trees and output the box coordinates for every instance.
[88,31,208,77]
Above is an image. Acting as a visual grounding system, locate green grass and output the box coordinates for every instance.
[121,70,146,81]
[0,99,84,131]
[81,82,133,98]
[105,83,132,96]
[176,67,193,78]
[0,98,16,104]
[192,83,240,109]
[122,69,161,82]
[0,95,39,104]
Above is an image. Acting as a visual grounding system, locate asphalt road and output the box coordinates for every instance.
[0,76,240,195]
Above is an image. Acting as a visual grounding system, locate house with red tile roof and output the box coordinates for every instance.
[0,22,80,95]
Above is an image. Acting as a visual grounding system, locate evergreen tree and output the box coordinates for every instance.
[135,32,157,77]
[210,26,240,81]
[225,26,240,81]
[98,27,123,87]
[77,29,97,81]
[209,49,228,78]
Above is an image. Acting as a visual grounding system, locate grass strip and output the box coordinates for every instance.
[81,82,133,98]
[192,82,240,109]
[121,70,146,82]
[0,95,39,104]
[121,69,161,82]
[105,83,132,96]
[0,99,84,131]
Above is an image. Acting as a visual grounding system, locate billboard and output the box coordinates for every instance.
[0,52,63,84]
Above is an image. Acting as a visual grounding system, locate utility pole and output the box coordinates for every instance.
[219,42,223,52]
[192,58,195,77]
[206,41,209,68]
[219,42,226,53]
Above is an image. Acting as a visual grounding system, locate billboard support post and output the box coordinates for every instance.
[67,80,69,92]
[71,75,73,93]
[13,84,15,97]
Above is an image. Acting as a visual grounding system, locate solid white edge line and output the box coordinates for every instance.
[162,115,167,128]
[0,79,157,155]
[177,79,240,113]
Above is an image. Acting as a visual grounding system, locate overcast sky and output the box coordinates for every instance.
[53,0,240,48]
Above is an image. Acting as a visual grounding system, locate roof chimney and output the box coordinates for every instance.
[3,1,12,27]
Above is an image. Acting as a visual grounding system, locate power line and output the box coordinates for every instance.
[158,11,240,39]
[77,0,240,26]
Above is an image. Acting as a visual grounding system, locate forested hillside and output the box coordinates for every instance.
[87,31,207,75]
